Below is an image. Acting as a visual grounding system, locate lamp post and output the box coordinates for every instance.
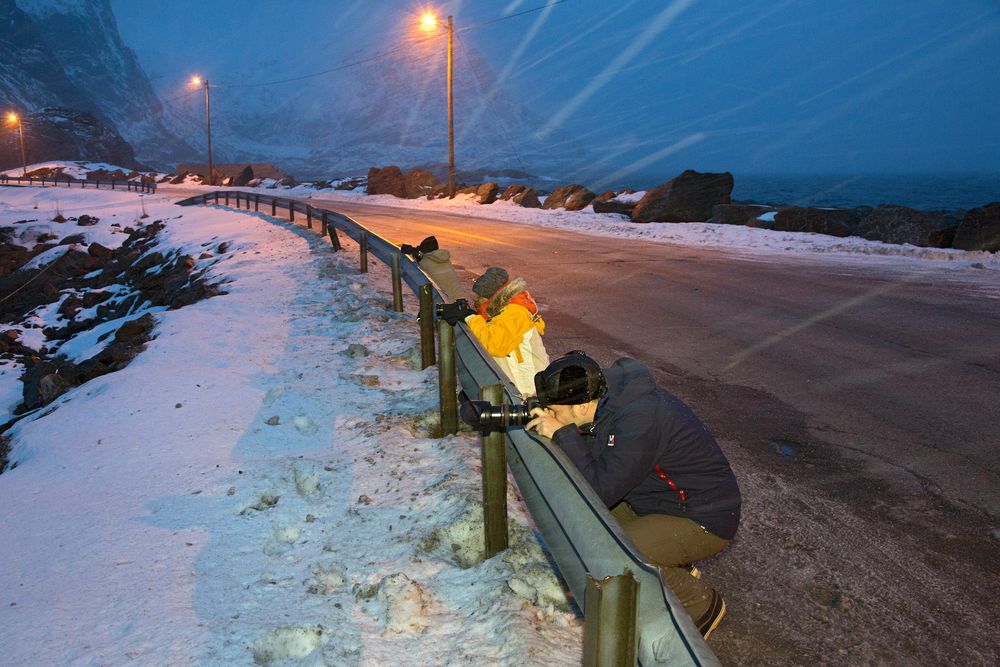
[191,76,214,186]
[420,13,456,198]
[6,112,26,177]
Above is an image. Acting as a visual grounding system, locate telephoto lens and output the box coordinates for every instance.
[460,396,541,434]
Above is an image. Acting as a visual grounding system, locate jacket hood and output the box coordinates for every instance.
[483,277,532,318]
[419,248,452,263]
[602,358,657,412]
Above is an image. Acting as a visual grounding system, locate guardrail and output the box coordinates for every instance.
[176,190,721,666]
[0,174,156,193]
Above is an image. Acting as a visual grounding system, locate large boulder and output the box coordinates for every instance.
[501,184,527,201]
[772,207,861,238]
[593,199,635,216]
[710,204,774,226]
[402,168,440,199]
[952,203,1000,252]
[367,166,406,197]
[631,170,733,223]
[474,182,499,205]
[856,205,959,247]
[231,165,255,187]
[541,184,596,211]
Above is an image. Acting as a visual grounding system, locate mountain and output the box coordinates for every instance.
[1,0,193,169]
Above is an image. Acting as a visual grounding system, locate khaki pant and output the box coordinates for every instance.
[611,503,730,622]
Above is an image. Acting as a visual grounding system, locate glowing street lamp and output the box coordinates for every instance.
[419,12,456,198]
[191,75,214,186]
[6,112,27,177]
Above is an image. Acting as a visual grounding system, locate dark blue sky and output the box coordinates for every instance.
[112,0,1000,181]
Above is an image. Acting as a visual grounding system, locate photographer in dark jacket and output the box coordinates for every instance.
[526,351,740,639]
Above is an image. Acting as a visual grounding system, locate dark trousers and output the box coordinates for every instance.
[611,502,729,621]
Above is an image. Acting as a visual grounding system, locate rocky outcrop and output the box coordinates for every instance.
[952,203,1000,252]
[367,166,441,199]
[231,165,255,187]
[710,204,774,226]
[0,220,225,416]
[631,170,734,223]
[367,166,406,198]
[772,207,861,238]
[0,108,142,172]
[855,205,959,247]
[541,184,596,211]
[402,169,440,199]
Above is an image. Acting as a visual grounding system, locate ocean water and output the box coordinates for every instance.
[729,173,999,212]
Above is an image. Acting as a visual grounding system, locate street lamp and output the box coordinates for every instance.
[6,112,27,177]
[419,12,456,198]
[191,75,214,186]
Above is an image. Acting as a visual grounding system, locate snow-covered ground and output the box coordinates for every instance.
[0,185,581,665]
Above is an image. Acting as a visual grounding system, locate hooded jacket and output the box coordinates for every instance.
[551,358,741,539]
[417,249,466,302]
[464,277,549,396]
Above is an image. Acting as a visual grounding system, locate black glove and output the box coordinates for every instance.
[438,299,475,325]
[400,243,421,261]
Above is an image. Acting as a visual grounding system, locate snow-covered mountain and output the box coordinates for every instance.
[1,0,193,168]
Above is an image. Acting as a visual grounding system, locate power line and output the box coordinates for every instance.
[205,1,572,90]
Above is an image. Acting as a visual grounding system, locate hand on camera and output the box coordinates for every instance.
[400,243,420,260]
[526,407,563,439]
[439,299,475,325]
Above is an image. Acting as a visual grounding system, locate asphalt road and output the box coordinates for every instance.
[303,198,1000,665]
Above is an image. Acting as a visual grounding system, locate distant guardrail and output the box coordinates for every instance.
[0,174,156,194]
[176,190,721,667]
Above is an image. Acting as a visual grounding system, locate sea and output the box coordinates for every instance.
[722,173,998,212]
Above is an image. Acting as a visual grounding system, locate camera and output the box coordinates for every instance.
[435,299,472,325]
[460,396,541,434]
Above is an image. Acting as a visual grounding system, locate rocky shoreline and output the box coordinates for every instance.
[365,165,1000,253]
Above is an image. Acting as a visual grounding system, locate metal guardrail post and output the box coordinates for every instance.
[320,210,328,235]
[437,320,458,436]
[391,253,404,312]
[328,216,342,251]
[254,193,259,212]
[480,383,509,559]
[288,200,294,221]
[225,191,230,206]
[306,205,313,229]
[271,197,276,216]
[359,231,369,273]
[583,571,639,667]
[419,284,435,369]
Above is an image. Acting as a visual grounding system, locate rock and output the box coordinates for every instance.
[169,171,193,185]
[367,166,406,197]
[87,242,113,259]
[76,214,99,226]
[426,183,452,200]
[631,170,734,223]
[231,165,255,187]
[856,205,959,247]
[58,233,87,245]
[953,202,1000,252]
[114,313,156,343]
[500,184,526,201]
[593,190,617,203]
[772,207,861,238]
[402,168,440,199]
[711,204,775,226]
[514,188,541,208]
[541,184,596,211]
[592,199,635,216]
[475,182,499,205]
[266,415,281,426]
[81,291,111,308]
